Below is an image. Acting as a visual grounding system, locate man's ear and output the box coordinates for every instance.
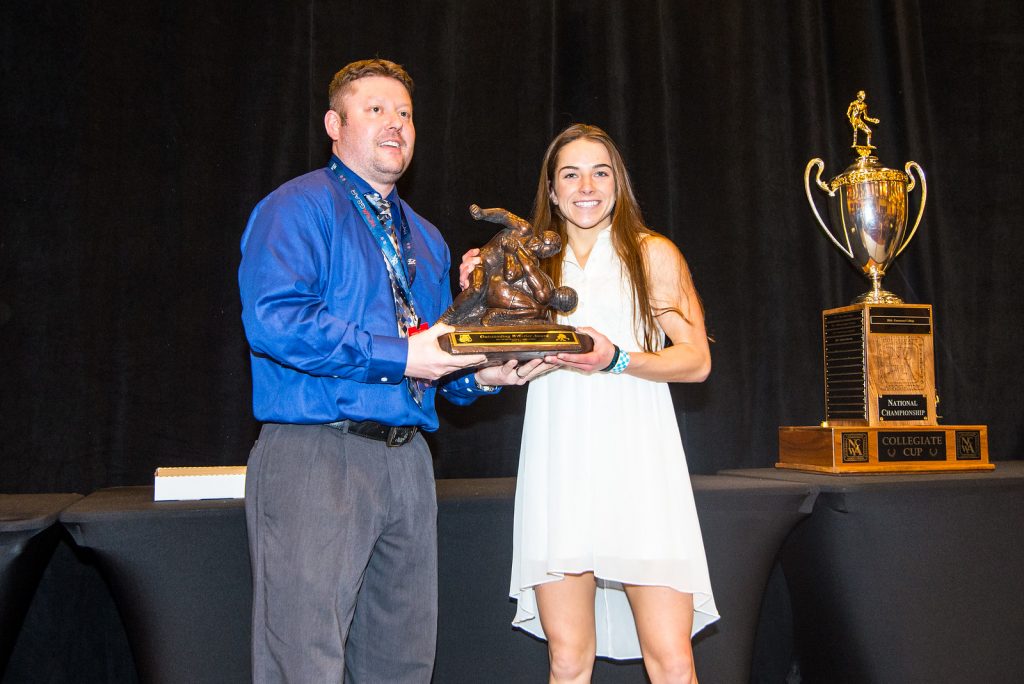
[324,109,342,141]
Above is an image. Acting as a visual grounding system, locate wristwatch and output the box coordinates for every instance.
[474,374,499,392]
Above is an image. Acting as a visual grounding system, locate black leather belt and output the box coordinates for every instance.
[325,420,418,447]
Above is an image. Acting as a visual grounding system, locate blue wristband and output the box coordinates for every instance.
[599,346,620,372]
[600,345,631,374]
[608,349,631,374]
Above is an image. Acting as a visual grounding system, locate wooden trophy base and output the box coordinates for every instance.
[777,424,992,474]
[778,302,993,474]
[438,324,593,366]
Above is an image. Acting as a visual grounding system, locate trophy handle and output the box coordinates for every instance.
[895,161,927,258]
[804,158,853,259]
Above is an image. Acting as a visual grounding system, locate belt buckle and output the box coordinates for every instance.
[386,426,415,447]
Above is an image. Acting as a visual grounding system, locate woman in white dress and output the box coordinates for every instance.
[462,123,718,683]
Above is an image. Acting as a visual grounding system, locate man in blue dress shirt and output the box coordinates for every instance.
[238,58,540,683]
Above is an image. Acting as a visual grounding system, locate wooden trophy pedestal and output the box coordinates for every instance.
[778,303,993,474]
[778,424,991,474]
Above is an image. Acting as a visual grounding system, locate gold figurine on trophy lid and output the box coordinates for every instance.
[847,89,879,156]
[805,90,927,304]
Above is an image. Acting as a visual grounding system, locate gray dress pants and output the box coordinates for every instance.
[246,423,438,683]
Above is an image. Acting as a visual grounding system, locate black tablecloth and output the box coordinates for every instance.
[57,476,815,684]
[0,493,82,672]
[721,461,1024,684]
[60,489,250,684]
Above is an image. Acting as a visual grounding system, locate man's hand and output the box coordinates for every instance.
[458,248,482,290]
[405,323,486,380]
[474,358,556,386]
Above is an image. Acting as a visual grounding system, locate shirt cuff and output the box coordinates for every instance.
[366,334,409,385]
[438,371,501,400]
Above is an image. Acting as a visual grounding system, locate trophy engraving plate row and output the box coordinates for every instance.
[778,91,991,474]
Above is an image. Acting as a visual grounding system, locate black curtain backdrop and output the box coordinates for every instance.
[3,1,1023,495]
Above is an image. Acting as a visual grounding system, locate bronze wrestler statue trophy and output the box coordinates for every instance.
[437,204,593,365]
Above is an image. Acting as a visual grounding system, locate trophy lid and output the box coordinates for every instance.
[829,155,909,191]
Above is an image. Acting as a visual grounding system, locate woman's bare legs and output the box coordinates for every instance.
[624,585,698,684]
[535,572,597,684]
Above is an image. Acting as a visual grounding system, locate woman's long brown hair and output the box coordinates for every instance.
[529,123,681,352]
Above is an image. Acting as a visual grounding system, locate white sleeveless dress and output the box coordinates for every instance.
[509,226,719,659]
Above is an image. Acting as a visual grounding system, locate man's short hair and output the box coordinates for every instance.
[328,59,414,118]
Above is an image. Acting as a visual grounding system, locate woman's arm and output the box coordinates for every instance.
[622,235,711,383]
[551,234,710,383]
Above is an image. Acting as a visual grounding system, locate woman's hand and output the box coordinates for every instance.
[545,327,617,374]
[458,248,482,290]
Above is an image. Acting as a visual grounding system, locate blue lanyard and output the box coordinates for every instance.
[328,158,418,298]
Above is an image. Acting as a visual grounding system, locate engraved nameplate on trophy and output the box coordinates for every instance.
[440,326,592,359]
[777,91,991,474]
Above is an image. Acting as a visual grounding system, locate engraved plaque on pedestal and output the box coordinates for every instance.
[824,303,937,427]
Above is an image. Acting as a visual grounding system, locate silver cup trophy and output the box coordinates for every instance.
[779,91,991,474]
[804,90,927,304]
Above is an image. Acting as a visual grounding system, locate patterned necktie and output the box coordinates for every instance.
[364,192,427,405]
[364,192,394,234]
